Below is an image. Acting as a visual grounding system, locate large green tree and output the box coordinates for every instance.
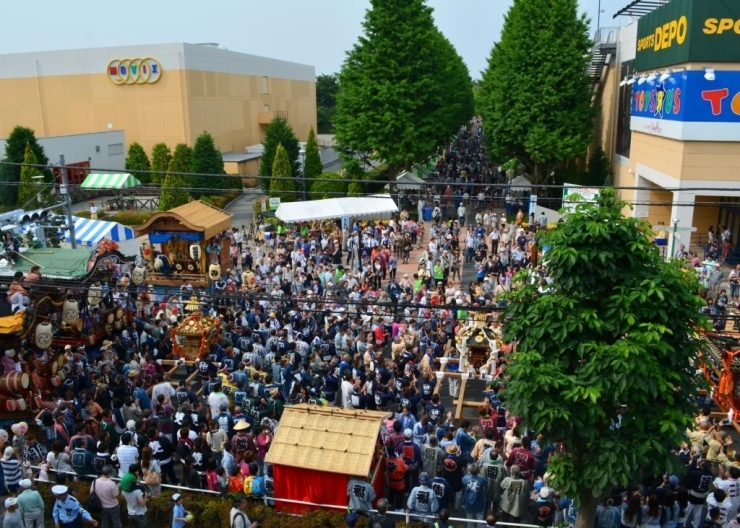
[18,143,44,208]
[259,117,300,193]
[501,189,707,527]
[303,127,323,188]
[269,144,297,203]
[150,143,172,185]
[584,146,613,186]
[189,131,229,199]
[0,126,50,206]
[309,172,347,200]
[316,73,339,134]
[159,144,192,210]
[335,0,473,179]
[125,142,151,184]
[479,0,594,183]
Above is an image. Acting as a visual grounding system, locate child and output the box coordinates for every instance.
[171,493,192,528]
[205,460,218,492]
[228,465,244,494]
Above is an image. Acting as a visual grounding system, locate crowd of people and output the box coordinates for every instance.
[0,125,731,528]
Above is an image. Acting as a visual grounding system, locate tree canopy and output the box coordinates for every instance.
[150,143,172,185]
[316,74,339,134]
[18,143,44,208]
[309,172,347,200]
[501,189,707,527]
[125,142,151,184]
[269,144,297,202]
[303,126,323,189]
[189,131,228,199]
[0,126,50,206]
[159,143,192,210]
[479,0,594,183]
[259,117,300,193]
[334,0,473,177]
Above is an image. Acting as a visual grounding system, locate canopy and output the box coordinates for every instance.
[509,175,532,193]
[275,194,398,223]
[0,248,93,280]
[395,171,425,191]
[81,173,141,190]
[64,216,135,247]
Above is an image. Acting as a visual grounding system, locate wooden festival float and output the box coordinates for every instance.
[0,246,137,417]
[435,310,511,420]
[133,201,233,288]
[171,313,222,361]
[697,331,740,422]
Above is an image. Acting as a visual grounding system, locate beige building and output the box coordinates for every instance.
[594,0,740,254]
[0,43,317,168]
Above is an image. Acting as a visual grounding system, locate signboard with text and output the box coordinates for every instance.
[562,185,600,213]
[630,70,740,141]
[635,0,740,71]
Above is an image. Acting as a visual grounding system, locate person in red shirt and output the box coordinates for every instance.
[386,449,408,511]
[506,437,536,481]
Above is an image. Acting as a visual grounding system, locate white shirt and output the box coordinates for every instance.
[207,391,230,418]
[115,444,139,477]
[151,382,176,404]
[341,379,355,409]
[457,206,466,217]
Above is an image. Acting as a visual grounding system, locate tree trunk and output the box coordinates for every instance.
[574,492,599,528]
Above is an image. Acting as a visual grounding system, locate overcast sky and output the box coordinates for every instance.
[3,0,630,79]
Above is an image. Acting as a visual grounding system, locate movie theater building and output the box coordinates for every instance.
[595,0,740,255]
[0,43,316,156]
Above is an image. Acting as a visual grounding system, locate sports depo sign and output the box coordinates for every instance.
[635,0,740,71]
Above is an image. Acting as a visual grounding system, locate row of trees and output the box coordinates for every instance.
[333,0,474,180]
[0,126,52,207]
[125,131,237,207]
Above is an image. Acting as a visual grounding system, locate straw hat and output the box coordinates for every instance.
[446,444,460,455]
[233,420,250,431]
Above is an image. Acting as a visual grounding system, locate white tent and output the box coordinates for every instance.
[394,171,425,191]
[275,194,398,223]
[509,175,533,193]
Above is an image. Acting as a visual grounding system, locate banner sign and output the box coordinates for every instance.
[635,0,740,71]
[562,185,599,213]
[630,70,740,140]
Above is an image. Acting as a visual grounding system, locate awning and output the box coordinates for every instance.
[81,173,141,190]
[275,194,398,223]
[509,175,532,193]
[64,216,136,247]
[395,170,425,191]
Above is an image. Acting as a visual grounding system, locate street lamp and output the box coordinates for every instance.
[669,218,679,260]
[299,148,307,201]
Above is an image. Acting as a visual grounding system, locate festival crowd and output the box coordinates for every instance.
[0,126,733,528]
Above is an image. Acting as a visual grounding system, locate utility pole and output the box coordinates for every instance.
[60,155,76,249]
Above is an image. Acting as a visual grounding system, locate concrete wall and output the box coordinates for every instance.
[0,43,316,153]
[0,129,125,171]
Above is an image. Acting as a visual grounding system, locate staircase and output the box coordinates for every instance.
[587,27,618,96]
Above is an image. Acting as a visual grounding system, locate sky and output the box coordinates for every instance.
[2,0,630,79]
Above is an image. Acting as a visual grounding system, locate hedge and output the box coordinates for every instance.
[30,480,393,528]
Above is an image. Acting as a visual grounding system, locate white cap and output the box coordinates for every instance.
[19,479,32,489]
[172,493,182,501]
[51,485,69,495]
[126,420,136,430]
[5,497,16,508]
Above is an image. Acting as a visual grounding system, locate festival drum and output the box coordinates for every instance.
[51,375,62,387]
[15,398,26,411]
[1,398,16,412]
[62,300,79,324]
[35,322,53,350]
[0,372,29,392]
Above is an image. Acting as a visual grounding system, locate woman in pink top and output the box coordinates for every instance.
[255,425,272,465]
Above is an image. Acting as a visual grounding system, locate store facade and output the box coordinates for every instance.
[600,0,740,254]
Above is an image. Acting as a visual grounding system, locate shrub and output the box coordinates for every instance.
[107,210,155,226]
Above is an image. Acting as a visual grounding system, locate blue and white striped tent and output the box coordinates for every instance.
[64,216,135,247]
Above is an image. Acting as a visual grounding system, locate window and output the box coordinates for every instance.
[263,105,270,112]
[108,143,124,156]
[261,76,268,95]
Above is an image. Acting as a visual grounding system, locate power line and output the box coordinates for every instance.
[4,159,740,194]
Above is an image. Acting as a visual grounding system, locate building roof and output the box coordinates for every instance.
[221,152,261,163]
[134,200,232,240]
[265,404,386,477]
[0,248,93,280]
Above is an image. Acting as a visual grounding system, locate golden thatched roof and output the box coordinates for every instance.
[265,404,385,477]
[135,200,232,240]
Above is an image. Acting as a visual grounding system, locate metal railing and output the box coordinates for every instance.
[29,466,540,527]
[594,27,619,48]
